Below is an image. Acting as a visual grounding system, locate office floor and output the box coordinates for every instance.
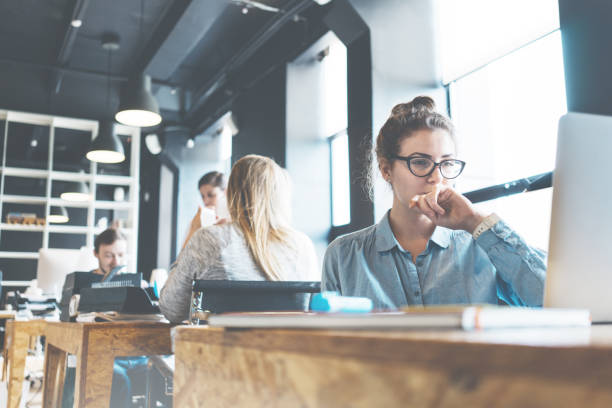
[0,354,44,408]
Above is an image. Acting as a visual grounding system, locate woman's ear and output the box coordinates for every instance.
[379,159,392,183]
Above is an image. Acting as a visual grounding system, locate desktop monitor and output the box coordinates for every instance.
[544,112,612,322]
[36,247,99,296]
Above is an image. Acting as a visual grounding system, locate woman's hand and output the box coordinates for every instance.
[409,185,487,233]
[215,217,229,225]
[189,207,202,233]
[182,207,203,250]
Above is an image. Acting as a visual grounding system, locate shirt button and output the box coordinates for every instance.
[414,291,420,297]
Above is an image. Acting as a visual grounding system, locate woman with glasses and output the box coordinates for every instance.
[322,96,546,309]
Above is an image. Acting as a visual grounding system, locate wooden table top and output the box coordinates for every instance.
[172,325,612,408]
[174,325,612,379]
[174,324,612,348]
[44,321,173,355]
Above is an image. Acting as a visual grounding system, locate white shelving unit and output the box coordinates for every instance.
[0,109,140,277]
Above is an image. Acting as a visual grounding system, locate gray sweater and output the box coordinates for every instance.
[159,223,320,323]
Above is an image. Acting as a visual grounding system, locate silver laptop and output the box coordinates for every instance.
[544,112,612,322]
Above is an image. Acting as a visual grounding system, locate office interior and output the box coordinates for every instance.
[0,0,610,407]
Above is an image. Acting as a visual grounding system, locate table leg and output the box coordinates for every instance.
[7,324,29,408]
[42,343,67,408]
[74,351,115,408]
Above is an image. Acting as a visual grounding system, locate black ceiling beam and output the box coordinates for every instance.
[0,57,179,87]
[186,4,330,135]
[52,0,90,94]
[128,0,192,77]
[134,0,228,81]
[184,0,315,124]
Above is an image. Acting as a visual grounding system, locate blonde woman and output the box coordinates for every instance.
[160,154,320,323]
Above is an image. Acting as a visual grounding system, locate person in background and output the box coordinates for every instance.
[91,227,127,278]
[182,170,228,249]
[161,154,320,323]
[322,96,546,310]
[62,227,145,408]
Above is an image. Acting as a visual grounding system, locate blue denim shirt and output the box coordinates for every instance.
[322,211,546,310]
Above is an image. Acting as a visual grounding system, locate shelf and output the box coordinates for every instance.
[94,201,132,210]
[0,195,46,204]
[49,170,92,181]
[47,225,89,234]
[0,223,44,231]
[93,174,134,186]
[0,167,48,179]
[0,251,39,259]
[47,198,90,208]
[0,223,132,234]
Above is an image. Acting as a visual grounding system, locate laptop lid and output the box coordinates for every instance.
[544,112,612,322]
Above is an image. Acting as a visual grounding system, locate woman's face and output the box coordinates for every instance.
[199,183,223,209]
[380,128,457,210]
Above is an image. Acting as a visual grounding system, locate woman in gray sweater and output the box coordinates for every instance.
[160,154,319,323]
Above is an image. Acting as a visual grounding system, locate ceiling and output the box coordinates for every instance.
[0,0,330,135]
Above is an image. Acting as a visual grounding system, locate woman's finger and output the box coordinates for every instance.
[426,186,446,215]
[417,194,437,219]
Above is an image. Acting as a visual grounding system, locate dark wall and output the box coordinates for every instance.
[325,0,374,238]
[138,137,162,281]
[231,65,287,167]
[559,0,612,115]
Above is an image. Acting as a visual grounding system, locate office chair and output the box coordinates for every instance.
[189,280,321,324]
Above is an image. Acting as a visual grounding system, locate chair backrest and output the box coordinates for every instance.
[190,280,321,324]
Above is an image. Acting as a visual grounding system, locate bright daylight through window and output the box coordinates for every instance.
[438,0,566,249]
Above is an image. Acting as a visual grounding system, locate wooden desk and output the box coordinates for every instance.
[174,325,612,408]
[2,319,46,408]
[42,321,172,408]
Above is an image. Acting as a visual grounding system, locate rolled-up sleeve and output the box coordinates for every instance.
[475,220,547,306]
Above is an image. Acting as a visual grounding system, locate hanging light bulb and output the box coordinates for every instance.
[115,73,162,127]
[87,120,125,163]
[114,0,162,127]
[186,137,195,149]
[87,34,126,163]
[61,178,91,202]
[48,206,69,223]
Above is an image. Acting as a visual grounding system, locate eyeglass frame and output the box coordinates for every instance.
[393,155,466,179]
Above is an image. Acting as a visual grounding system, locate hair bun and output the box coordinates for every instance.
[391,96,436,116]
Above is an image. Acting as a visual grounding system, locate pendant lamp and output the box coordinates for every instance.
[60,178,91,202]
[87,34,126,163]
[48,206,69,223]
[86,120,125,163]
[114,0,162,127]
[115,73,161,127]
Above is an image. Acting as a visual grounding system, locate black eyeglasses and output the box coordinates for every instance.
[394,155,466,179]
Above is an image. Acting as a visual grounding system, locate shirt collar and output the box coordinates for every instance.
[375,210,451,252]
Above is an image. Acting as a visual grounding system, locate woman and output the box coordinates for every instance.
[322,96,546,309]
[161,154,320,323]
[182,171,228,249]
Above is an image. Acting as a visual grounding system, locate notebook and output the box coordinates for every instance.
[207,306,591,331]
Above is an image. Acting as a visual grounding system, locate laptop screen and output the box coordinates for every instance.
[544,112,612,322]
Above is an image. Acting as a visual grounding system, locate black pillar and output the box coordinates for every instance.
[559,0,612,115]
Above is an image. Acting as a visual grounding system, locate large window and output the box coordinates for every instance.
[329,130,350,227]
[449,31,566,250]
[438,0,566,250]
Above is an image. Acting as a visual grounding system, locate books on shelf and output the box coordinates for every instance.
[207,306,591,331]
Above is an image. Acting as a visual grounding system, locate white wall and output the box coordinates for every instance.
[286,32,347,266]
[172,135,231,258]
[349,0,447,220]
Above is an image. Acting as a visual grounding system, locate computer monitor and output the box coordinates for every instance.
[36,247,99,296]
[544,112,612,322]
